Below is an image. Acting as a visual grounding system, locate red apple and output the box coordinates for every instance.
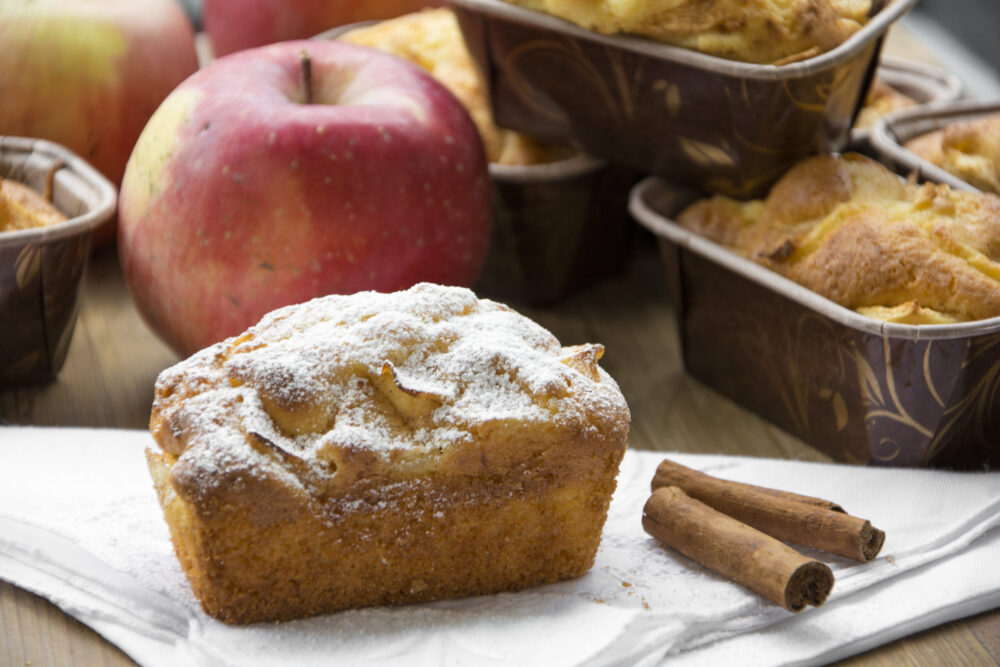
[0,0,199,246]
[203,0,443,58]
[118,40,492,357]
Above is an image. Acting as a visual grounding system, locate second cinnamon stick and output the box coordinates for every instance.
[652,459,885,561]
[643,486,834,612]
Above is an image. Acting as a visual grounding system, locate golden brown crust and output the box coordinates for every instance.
[147,283,630,623]
[150,448,623,623]
[853,78,918,130]
[502,0,872,64]
[677,153,1000,322]
[905,112,1000,194]
[339,9,571,165]
[0,179,67,232]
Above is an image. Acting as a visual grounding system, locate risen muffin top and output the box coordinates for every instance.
[906,112,1000,195]
[0,179,66,232]
[502,0,873,64]
[677,153,1000,323]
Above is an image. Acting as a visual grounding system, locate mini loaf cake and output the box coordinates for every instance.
[905,111,1000,194]
[676,153,1000,323]
[339,8,570,165]
[147,282,631,623]
[500,0,873,64]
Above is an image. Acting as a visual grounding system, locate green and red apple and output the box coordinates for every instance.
[203,0,443,57]
[0,0,199,246]
[118,40,492,357]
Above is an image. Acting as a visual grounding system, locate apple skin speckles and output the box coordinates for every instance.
[118,40,492,357]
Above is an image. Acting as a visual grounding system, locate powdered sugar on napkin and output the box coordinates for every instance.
[1,427,999,667]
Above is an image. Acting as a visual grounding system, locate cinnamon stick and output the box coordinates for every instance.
[643,486,834,612]
[652,459,884,561]
[653,458,845,512]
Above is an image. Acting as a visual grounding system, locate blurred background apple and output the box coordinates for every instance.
[0,0,199,247]
[202,0,442,57]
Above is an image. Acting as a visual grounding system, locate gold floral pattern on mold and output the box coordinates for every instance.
[923,334,1000,463]
[502,37,646,123]
[858,337,934,440]
[652,79,682,118]
[748,309,998,466]
[15,244,41,290]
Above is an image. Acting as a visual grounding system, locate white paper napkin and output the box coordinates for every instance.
[1,426,998,667]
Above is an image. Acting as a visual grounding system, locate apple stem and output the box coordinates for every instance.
[300,50,313,105]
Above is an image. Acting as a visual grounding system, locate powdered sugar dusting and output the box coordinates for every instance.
[153,283,628,490]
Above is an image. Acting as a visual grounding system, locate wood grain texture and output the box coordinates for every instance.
[834,611,1000,666]
[1,581,134,667]
[0,242,996,666]
[971,610,1000,664]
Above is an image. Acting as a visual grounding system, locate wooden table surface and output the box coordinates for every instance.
[1,242,997,666]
